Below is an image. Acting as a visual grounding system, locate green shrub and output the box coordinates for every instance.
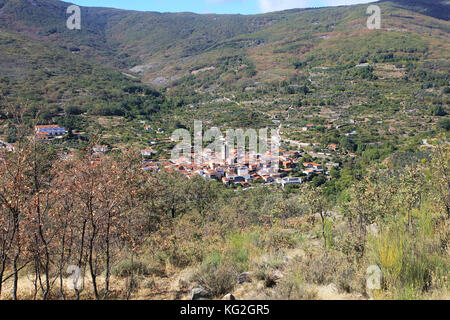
[229,234,250,273]
[368,215,447,298]
[437,118,450,131]
[64,105,84,115]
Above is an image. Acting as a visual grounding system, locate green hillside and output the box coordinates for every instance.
[0,29,165,147]
[0,0,448,88]
[0,0,448,151]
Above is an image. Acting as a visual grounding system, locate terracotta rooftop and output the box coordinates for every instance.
[35,125,60,129]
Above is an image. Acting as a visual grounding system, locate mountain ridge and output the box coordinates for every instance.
[0,0,448,121]
[0,1,448,78]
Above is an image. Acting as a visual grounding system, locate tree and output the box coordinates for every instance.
[0,139,35,299]
[301,185,330,251]
[187,175,218,217]
[69,154,127,300]
[430,105,447,117]
[157,171,189,219]
[429,143,450,218]
[340,136,357,152]
[437,118,450,131]
[312,174,327,187]
[342,172,398,258]
[26,138,58,300]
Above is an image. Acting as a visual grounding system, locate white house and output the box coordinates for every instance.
[141,149,154,157]
[35,125,67,136]
[237,167,249,176]
[280,177,303,187]
[93,145,108,153]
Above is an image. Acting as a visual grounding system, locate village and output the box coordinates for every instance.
[120,121,345,188]
[0,123,344,189]
[140,145,324,188]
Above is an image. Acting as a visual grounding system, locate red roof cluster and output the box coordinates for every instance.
[35,125,60,129]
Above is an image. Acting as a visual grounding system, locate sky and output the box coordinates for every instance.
[69,0,377,15]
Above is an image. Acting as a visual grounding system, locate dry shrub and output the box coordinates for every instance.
[300,253,338,285]
[254,251,287,287]
[112,258,165,278]
[298,252,364,294]
[334,264,366,295]
[265,263,317,300]
[191,260,239,298]
[272,279,318,300]
[154,238,204,269]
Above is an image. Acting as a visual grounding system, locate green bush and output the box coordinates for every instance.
[437,118,450,131]
[368,215,447,298]
[65,105,85,115]
[430,105,447,117]
[229,234,250,273]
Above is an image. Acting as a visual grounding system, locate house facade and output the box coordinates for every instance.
[35,125,67,136]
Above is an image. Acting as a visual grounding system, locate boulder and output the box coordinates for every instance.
[305,233,318,240]
[190,287,211,300]
[238,272,253,284]
[271,270,284,281]
[222,294,236,300]
[264,270,284,288]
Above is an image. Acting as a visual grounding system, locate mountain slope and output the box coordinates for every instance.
[0,0,277,69]
[0,0,448,89]
[380,0,450,20]
[0,28,164,124]
[0,1,448,128]
[0,0,130,68]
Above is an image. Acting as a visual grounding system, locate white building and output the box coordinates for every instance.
[237,167,249,176]
[279,177,303,187]
[141,149,154,157]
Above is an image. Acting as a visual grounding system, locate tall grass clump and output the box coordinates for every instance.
[189,231,264,297]
[368,203,448,299]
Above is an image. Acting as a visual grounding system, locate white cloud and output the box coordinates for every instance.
[259,0,308,12]
[259,0,376,13]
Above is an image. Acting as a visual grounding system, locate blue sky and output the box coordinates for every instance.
[69,0,376,15]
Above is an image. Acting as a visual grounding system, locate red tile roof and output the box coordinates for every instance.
[35,125,60,129]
